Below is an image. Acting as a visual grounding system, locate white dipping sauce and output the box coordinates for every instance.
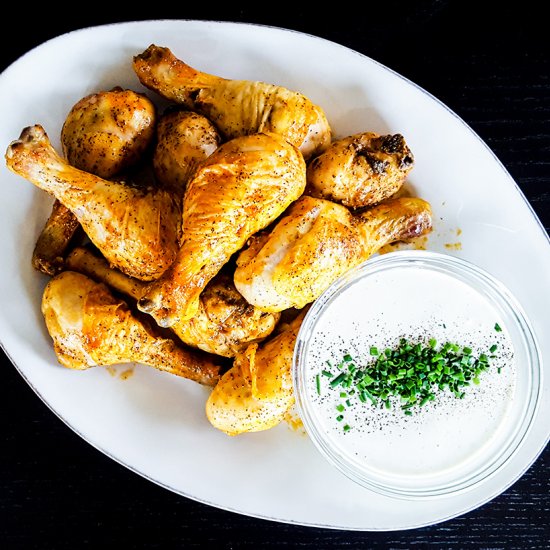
[304,264,516,482]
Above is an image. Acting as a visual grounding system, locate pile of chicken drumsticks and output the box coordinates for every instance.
[5,45,432,436]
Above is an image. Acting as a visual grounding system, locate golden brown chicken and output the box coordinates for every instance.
[133,45,331,159]
[306,132,414,208]
[176,271,280,357]
[33,89,158,276]
[42,271,221,386]
[153,110,221,196]
[138,132,307,327]
[234,196,433,312]
[61,88,156,178]
[32,199,81,276]
[206,310,306,435]
[5,125,180,281]
[66,247,280,358]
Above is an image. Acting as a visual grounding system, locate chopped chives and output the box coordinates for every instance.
[315,374,321,395]
[494,323,502,332]
[317,336,500,430]
[343,424,351,432]
[330,373,346,387]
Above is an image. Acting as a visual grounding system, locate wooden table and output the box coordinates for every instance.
[1,5,548,548]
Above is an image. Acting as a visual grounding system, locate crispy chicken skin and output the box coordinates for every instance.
[42,271,221,386]
[32,89,157,276]
[61,88,156,179]
[306,132,414,208]
[66,247,280,358]
[153,110,221,196]
[206,310,305,435]
[5,125,180,281]
[175,271,280,357]
[133,45,331,159]
[234,196,433,311]
[32,199,81,276]
[138,132,307,327]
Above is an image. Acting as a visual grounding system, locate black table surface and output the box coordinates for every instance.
[1,4,548,548]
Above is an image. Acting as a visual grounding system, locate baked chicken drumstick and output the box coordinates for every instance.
[133,44,331,159]
[32,199,81,276]
[206,310,306,435]
[5,125,180,281]
[307,132,414,208]
[235,196,433,312]
[138,132,306,327]
[32,88,157,276]
[153,110,221,197]
[42,271,221,386]
[61,88,156,179]
[66,247,280,358]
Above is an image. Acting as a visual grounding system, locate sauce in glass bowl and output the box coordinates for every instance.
[293,251,541,498]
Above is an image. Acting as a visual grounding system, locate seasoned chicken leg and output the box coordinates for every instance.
[206,310,306,435]
[66,247,280,358]
[61,88,156,179]
[5,125,180,281]
[42,271,221,386]
[133,45,331,159]
[32,199,81,276]
[138,132,306,327]
[234,196,433,311]
[307,132,414,208]
[153,110,221,196]
[175,271,280,358]
[33,89,157,276]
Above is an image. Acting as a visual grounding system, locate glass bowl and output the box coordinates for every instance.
[293,251,541,499]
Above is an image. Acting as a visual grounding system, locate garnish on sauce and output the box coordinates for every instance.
[320,337,501,429]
